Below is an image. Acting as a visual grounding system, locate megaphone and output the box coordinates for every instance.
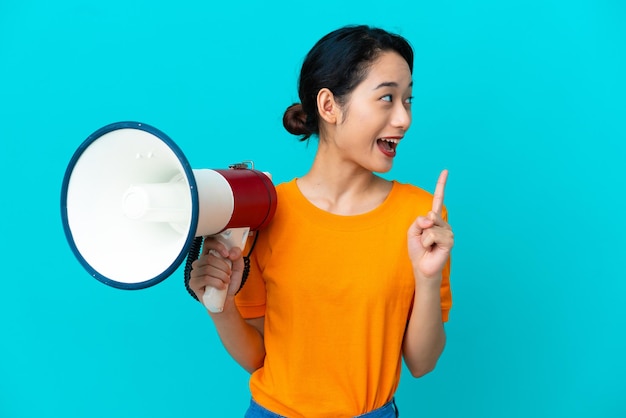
[60,121,277,312]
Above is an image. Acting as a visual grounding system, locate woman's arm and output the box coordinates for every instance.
[403,170,454,377]
[402,276,446,377]
[208,298,266,373]
[189,239,266,373]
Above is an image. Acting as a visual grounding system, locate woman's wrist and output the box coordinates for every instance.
[413,270,443,290]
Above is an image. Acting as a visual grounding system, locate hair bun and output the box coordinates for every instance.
[283,103,312,140]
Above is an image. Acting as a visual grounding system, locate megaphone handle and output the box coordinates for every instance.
[202,227,251,313]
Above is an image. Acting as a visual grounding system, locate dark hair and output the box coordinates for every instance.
[283,25,414,141]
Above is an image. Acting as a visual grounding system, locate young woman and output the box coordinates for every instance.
[188,25,454,418]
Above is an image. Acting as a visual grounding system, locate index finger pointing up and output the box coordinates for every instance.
[431,169,448,215]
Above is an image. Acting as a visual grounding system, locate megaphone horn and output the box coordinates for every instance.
[61,121,277,312]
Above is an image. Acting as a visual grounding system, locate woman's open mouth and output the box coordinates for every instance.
[377,137,400,157]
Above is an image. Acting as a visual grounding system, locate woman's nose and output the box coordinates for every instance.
[392,103,411,131]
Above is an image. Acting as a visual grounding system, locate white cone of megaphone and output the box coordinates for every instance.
[60,121,277,312]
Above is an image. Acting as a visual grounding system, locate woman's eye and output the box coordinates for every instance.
[381,94,392,102]
[405,96,414,105]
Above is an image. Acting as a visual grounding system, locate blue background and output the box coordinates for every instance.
[1,1,625,417]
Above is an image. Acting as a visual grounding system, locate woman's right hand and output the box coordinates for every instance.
[188,237,245,306]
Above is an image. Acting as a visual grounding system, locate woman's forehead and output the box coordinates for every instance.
[362,52,413,88]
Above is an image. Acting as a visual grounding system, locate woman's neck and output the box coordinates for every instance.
[297,155,392,215]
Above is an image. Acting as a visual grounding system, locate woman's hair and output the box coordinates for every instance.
[283,25,414,141]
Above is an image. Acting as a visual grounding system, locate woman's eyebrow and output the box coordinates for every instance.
[373,80,414,90]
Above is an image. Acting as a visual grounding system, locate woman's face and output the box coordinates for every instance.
[331,51,413,173]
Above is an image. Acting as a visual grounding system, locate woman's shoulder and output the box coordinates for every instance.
[275,178,297,190]
[273,178,295,199]
[391,180,432,199]
[390,180,448,217]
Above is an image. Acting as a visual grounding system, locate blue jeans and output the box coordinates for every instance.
[244,398,400,417]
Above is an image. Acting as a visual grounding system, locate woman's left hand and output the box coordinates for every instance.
[407,170,455,281]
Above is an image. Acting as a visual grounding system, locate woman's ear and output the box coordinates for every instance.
[316,88,339,125]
